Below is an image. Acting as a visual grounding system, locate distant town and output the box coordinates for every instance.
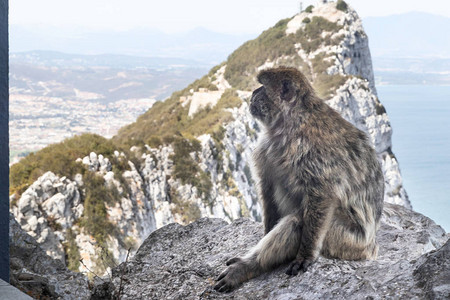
[9,94,155,164]
[9,51,210,164]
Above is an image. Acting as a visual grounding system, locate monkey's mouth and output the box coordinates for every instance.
[250,103,264,120]
[250,103,259,116]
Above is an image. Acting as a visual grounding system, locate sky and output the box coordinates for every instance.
[9,0,450,34]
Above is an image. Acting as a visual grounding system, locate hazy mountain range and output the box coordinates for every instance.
[10,11,450,85]
[10,25,256,65]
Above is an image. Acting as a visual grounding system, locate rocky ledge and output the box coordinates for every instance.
[92,203,449,299]
[9,214,90,300]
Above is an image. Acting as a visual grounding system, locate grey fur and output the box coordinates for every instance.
[214,67,384,292]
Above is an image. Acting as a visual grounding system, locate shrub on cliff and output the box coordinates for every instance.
[304,5,314,13]
[170,137,212,201]
[336,0,348,12]
[224,18,297,90]
[115,69,238,148]
[9,133,118,196]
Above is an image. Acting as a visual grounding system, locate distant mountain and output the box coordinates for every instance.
[363,12,450,84]
[371,56,450,85]
[10,25,256,64]
[10,50,208,70]
[363,12,450,58]
[10,51,210,102]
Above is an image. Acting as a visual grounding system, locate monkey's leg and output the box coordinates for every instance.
[286,196,335,276]
[214,214,301,293]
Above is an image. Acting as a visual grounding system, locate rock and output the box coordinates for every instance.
[11,167,159,274]
[98,203,449,299]
[89,152,99,171]
[98,154,112,172]
[9,214,90,299]
[414,239,450,299]
[188,90,224,117]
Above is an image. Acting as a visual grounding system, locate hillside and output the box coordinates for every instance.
[10,0,410,275]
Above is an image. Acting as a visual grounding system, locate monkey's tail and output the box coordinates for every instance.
[245,214,302,270]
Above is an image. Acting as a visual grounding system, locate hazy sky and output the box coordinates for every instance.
[10,0,450,34]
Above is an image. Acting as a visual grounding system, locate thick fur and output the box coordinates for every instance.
[214,67,384,292]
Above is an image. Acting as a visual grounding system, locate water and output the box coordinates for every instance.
[377,85,450,232]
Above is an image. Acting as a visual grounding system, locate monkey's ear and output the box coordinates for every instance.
[257,70,274,86]
[280,79,295,101]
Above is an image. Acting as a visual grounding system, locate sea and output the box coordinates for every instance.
[377,85,450,232]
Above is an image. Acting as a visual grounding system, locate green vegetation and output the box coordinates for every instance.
[169,188,201,225]
[295,16,344,53]
[224,16,345,93]
[9,133,118,197]
[65,228,81,272]
[224,18,298,90]
[336,0,348,12]
[115,64,241,147]
[311,52,348,98]
[124,236,138,251]
[314,74,348,99]
[115,85,241,200]
[170,137,212,200]
[189,73,218,91]
[79,172,119,246]
[95,246,117,276]
[184,88,242,137]
[304,5,314,13]
[375,98,387,115]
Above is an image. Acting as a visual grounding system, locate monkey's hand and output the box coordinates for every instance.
[285,258,315,276]
[214,261,248,293]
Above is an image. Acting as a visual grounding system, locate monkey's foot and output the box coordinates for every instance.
[214,263,248,293]
[285,258,314,276]
[225,257,242,266]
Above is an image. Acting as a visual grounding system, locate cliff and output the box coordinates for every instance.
[11,1,412,276]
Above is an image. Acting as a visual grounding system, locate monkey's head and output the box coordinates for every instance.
[250,67,315,126]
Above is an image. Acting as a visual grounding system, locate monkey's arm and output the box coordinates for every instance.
[259,176,280,234]
[286,194,335,275]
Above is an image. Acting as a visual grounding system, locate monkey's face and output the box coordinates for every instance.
[250,86,280,125]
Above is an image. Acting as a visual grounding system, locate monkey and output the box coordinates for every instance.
[214,66,384,293]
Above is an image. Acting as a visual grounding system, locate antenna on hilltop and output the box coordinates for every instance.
[300,1,303,13]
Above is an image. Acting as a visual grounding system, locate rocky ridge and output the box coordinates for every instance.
[94,203,450,299]
[11,1,411,275]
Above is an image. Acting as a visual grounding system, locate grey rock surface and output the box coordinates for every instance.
[9,214,90,300]
[97,203,449,299]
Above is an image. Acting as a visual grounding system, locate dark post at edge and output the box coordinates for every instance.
[0,0,9,282]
